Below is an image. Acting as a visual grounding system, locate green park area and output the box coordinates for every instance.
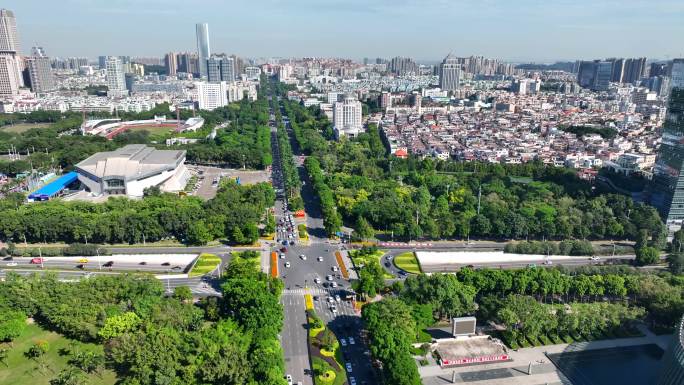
[393,252,422,274]
[0,323,117,385]
[349,246,392,279]
[188,253,222,277]
[307,311,347,385]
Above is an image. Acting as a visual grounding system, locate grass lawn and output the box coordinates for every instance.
[0,122,52,133]
[188,253,221,277]
[393,252,422,274]
[0,323,117,385]
[350,249,393,279]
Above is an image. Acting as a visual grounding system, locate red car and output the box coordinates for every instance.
[30,257,44,264]
[280,247,288,253]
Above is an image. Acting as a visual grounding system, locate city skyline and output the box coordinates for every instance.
[4,0,684,62]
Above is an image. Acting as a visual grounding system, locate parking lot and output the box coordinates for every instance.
[186,165,271,199]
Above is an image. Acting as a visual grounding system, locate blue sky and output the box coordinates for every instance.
[6,0,684,62]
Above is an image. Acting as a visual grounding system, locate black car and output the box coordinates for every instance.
[2,256,13,261]
[161,262,171,266]
[76,264,85,269]
[139,261,147,265]
[384,262,391,268]
[103,261,114,267]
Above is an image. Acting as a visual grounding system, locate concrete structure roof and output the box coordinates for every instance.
[75,144,185,181]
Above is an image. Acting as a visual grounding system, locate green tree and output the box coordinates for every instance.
[635,246,660,266]
[97,312,141,340]
[187,220,213,245]
[49,368,87,385]
[173,286,193,302]
[69,350,104,374]
[667,253,684,275]
[0,309,26,342]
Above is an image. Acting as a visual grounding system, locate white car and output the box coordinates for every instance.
[285,262,291,268]
[335,294,341,302]
[340,338,347,346]
[317,256,324,262]
[326,275,334,281]
[345,362,352,372]
[299,254,307,260]
[331,305,337,313]
[6,262,17,267]
[349,377,356,385]
[349,337,355,345]
[314,277,321,284]
[590,256,601,261]
[279,253,285,259]
[331,282,338,288]
[285,374,293,385]
[332,266,339,272]
[327,296,335,303]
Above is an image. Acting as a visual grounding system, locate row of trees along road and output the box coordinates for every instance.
[0,180,274,245]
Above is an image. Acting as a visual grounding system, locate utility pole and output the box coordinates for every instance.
[96,248,102,271]
[477,185,482,215]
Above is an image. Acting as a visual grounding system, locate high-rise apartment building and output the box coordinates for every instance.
[652,59,684,228]
[196,23,210,79]
[207,55,235,83]
[439,54,461,92]
[0,9,19,53]
[31,46,46,57]
[26,56,55,93]
[389,56,418,76]
[577,61,597,88]
[333,94,363,138]
[105,56,128,98]
[0,9,22,96]
[593,61,613,91]
[244,66,261,80]
[164,52,177,76]
[577,60,612,90]
[196,81,228,110]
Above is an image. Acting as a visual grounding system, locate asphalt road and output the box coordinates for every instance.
[1,256,187,273]
[271,91,376,385]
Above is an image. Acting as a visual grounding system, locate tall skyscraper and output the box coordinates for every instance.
[105,56,127,98]
[653,59,684,228]
[196,23,211,79]
[0,9,19,53]
[439,54,461,92]
[164,52,177,76]
[0,9,22,96]
[333,94,363,138]
[26,56,55,93]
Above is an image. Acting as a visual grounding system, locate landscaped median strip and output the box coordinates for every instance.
[334,251,349,279]
[304,292,314,311]
[270,251,278,278]
[188,253,221,277]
